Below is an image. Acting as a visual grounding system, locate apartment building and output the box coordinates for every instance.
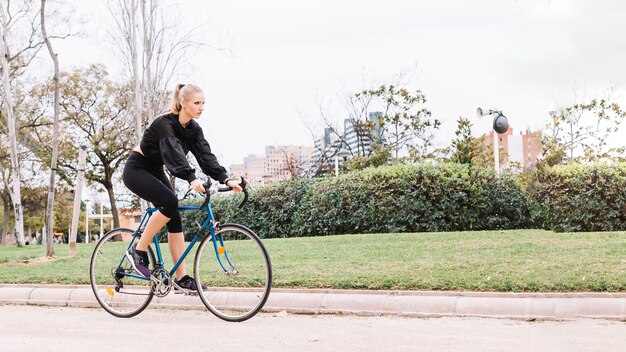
[230,145,314,186]
[313,127,347,176]
[482,128,543,169]
[313,111,386,176]
[241,154,266,187]
[264,145,314,183]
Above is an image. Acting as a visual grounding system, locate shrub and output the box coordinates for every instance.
[529,163,626,232]
[170,163,626,237]
[190,163,531,238]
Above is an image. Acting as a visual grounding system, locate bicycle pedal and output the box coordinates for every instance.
[174,288,198,296]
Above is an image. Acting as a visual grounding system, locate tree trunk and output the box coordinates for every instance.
[8,226,15,245]
[1,190,10,245]
[129,0,144,145]
[105,183,120,229]
[41,0,60,257]
[69,147,87,256]
[141,0,157,123]
[0,6,25,247]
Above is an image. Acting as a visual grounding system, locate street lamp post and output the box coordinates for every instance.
[477,108,509,175]
[100,202,103,242]
[84,199,90,244]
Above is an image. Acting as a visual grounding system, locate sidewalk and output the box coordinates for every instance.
[1,284,625,320]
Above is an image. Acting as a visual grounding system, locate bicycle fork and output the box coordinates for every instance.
[208,221,238,276]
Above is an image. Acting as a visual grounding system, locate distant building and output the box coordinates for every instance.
[313,127,348,176]
[312,112,387,176]
[242,154,266,187]
[118,208,141,242]
[482,128,543,169]
[229,145,314,186]
[264,145,314,184]
[343,112,386,157]
[229,163,245,178]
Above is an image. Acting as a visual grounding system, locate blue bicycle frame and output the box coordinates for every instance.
[120,202,234,281]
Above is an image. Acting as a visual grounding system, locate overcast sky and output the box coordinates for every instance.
[55,0,626,167]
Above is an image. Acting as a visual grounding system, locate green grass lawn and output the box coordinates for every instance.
[0,230,624,292]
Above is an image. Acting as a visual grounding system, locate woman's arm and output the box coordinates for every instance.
[156,119,197,182]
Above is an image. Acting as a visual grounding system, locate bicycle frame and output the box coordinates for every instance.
[121,201,233,281]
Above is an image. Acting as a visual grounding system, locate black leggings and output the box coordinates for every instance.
[122,151,182,233]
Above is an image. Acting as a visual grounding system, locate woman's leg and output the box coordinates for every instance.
[168,232,187,280]
[123,152,179,253]
[136,211,170,251]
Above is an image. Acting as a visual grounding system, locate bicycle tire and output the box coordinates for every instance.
[194,224,272,322]
[90,228,155,318]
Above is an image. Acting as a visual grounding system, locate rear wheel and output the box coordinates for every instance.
[194,224,272,322]
[90,228,155,318]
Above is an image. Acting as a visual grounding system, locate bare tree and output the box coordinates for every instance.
[0,162,12,244]
[107,0,224,128]
[300,108,342,177]
[280,149,305,180]
[40,0,59,256]
[304,88,384,177]
[0,0,70,247]
[0,1,34,247]
[271,146,310,181]
[545,90,626,164]
[103,0,144,145]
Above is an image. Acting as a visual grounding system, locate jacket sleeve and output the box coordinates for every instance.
[189,128,229,183]
[157,122,197,182]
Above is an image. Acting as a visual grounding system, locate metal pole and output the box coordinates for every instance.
[85,200,89,244]
[493,130,500,175]
[100,202,103,241]
[334,155,339,177]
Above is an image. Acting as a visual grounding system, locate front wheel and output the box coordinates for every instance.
[90,228,155,318]
[194,224,272,322]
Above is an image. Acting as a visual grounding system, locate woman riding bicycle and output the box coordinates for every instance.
[122,83,242,291]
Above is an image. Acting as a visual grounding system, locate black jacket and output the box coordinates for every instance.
[139,113,229,183]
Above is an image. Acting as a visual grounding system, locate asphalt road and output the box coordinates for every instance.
[1,305,624,352]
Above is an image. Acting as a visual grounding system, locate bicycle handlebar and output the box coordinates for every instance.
[199,176,249,210]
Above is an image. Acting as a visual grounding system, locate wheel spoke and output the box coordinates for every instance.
[90,229,155,318]
[195,224,272,322]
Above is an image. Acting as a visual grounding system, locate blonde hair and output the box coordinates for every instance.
[169,83,203,114]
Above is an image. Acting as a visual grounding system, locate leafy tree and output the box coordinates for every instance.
[357,85,441,161]
[344,145,391,171]
[21,186,46,240]
[28,64,134,228]
[440,116,496,169]
[449,116,480,165]
[543,98,625,164]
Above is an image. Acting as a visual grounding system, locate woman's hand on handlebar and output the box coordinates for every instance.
[225,178,243,192]
[190,179,205,193]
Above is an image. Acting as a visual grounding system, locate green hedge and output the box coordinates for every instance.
[179,163,530,239]
[173,162,626,239]
[528,163,626,232]
[290,164,530,235]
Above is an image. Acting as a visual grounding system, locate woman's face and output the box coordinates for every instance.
[181,92,205,119]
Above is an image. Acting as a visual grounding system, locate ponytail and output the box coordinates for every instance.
[169,83,202,114]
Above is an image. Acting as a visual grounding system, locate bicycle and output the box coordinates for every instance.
[89,177,272,322]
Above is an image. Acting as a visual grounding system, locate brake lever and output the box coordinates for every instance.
[237,177,250,209]
[199,182,211,209]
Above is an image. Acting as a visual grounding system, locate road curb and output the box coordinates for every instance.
[1,285,625,320]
